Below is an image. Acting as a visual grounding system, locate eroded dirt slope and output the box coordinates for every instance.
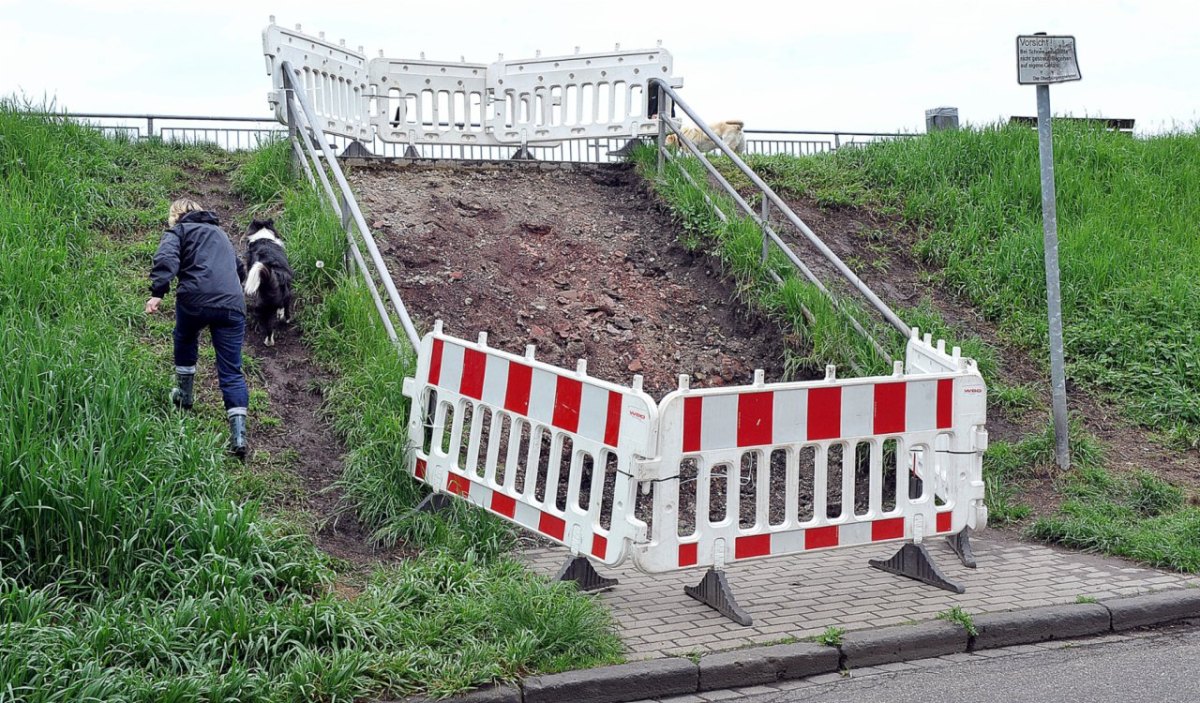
[351,163,788,397]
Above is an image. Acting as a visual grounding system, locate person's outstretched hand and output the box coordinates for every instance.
[145,297,162,314]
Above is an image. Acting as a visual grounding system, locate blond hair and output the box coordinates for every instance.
[167,198,204,227]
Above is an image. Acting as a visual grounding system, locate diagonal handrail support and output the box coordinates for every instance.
[648,78,910,344]
[279,60,421,350]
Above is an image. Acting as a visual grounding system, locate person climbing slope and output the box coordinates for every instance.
[145,198,250,457]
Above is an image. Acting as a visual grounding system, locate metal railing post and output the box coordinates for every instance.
[834,132,841,150]
[760,197,770,264]
[285,93,300,176]
[146,116,154,140]
[656,85,666,177]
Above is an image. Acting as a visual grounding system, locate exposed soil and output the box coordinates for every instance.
[349,163,788,397]
[178,169,410,569]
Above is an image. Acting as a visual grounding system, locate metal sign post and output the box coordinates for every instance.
[1017,33,1080,471]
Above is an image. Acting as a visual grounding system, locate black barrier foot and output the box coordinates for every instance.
[555,555,618,593]
[948,527,977,569]
[339,140,373,158]
[869,542,965,594]
[606,138,644,158]
[511,147,537,161]
[684,568,752,626]
[403,145,420,158]
[413,492,454,514]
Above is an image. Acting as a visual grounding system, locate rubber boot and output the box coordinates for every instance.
[170,367,195,410]
[228,410,248,459]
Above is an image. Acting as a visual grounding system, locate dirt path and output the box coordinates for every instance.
[183,169,406,568]
[350,162,790,397]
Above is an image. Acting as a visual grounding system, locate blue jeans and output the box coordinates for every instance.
[173,304,249,411]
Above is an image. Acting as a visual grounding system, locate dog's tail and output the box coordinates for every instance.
[244,262,271,295]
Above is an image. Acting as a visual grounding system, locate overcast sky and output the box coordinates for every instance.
[2,0,1196,135]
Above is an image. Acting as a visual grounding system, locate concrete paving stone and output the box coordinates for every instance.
[654,695,706,703]
[697,689,743,701]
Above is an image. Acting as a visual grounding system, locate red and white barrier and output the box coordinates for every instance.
[630,335,987,574]
[403,321,658,565]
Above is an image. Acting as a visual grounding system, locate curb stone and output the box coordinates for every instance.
[697,642,839,691]
[1102,590,1200,631]
[970,603,1111,650]
[840,620,969,669]
[521,658,697,703]
[406,588,1200,703]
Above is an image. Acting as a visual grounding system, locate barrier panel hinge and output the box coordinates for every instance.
[631,456,664,481]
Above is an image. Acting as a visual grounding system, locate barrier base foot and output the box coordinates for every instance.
[869,543,965,594]
[403,145,420,158]
[684,568,753,626]
[511,147,537,161]
[606,138,644,158]
[340,140,373,158]
[413,492,454,514]
[555,555,618,593]
[948,527,977,569]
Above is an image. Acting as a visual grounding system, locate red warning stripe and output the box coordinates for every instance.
[683,396,702,452]
[871,517,905,541]
[874,382,907,435]
[936,510,952,533]
[808,386,842,440]
[414,458,427,481]
[538,512,566,541]
[460,348,486,400]
[505,361,532,415]
[805,525,839,549]
[552,376,582,433]
[604,390,622,447]
[737,391,774,447]
[937,378,954,429]
[429,338,444,385]
[490,492,517,518]
[445,472,471,497]
[591,534,608,560]
[735,533,772,559]
[678,542,698,567]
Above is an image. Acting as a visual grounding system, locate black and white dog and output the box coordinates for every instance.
[243,219,294,347]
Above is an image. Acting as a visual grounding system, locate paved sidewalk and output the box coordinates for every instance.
[522,530,1197,659]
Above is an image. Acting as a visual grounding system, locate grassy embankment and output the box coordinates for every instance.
[0,108,618,702]
[644,124,1200,571]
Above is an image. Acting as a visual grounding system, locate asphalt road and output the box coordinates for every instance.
[738,626,1200,703]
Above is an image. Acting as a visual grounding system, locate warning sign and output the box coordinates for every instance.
[1016,35,1081,85]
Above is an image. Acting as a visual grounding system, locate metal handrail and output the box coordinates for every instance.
[280,60,421,349]
[648,78,910,343]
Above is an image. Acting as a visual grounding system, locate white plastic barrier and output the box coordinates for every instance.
[630,335,987,574]
[263,21,682,150]
[402,322,659,565]
[262,21,372,140]
[368,57,493,146]
[486,47,677,144]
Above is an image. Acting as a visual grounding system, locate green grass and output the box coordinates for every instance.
[739,124,1200,448]
[714,126,1200,572]
[936,606,978,637]
[813,626,845,647]
[0,109,619,701]
[234,140,623,690]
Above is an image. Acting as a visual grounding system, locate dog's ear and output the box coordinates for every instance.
[248,218,275,233]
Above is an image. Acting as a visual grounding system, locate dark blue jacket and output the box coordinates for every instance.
[150,211,246,312]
